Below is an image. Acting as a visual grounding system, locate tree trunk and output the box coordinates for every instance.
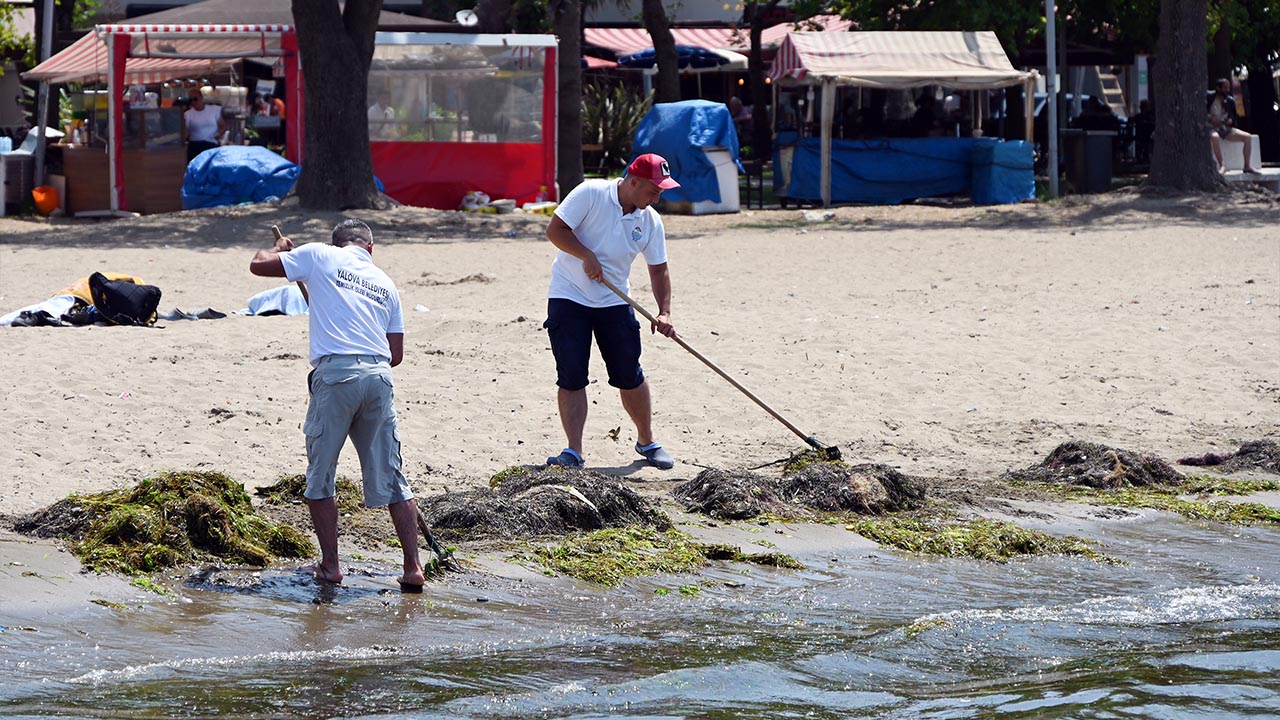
[641,0,680,104]
[1147,0,1223,191]
[1245,57,1279,162]
[474,0,513,32]
[552,0,584,194]
[1208,6,1232,83]
[291,0,384,210]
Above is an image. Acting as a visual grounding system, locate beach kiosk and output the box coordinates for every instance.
[367,32,558,209]
[767,31,1036,206]
[23,23,301,215]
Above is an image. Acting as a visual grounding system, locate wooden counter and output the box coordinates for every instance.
[62,146,186,215]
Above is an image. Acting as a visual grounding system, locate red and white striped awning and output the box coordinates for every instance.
[584,27,743,55]
[583,55,618,70]
[584,15,853,55]
[768,31,1031,89]
[23,24,290,85]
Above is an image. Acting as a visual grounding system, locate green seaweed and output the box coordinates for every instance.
[782,449,849,475]
[904,617,950,638]
[489,465,532,488]
[532,527,707,585]
[62,471,314,575]
[528,527,806,585]
[255,474,364,513]
[846,515,1114,563]
[695,543,805,569]
[1034,476,1280,525]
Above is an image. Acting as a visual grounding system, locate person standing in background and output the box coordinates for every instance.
[184,88,225,163]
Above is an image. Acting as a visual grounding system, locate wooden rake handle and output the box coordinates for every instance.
[597,275,831,454]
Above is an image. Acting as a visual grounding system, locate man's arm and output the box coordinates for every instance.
[387,333,404,367]
[646,262,676,338]
[249,234,293,277]
[546,214,603,281]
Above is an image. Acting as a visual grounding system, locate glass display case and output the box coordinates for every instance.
[122,108,184,149]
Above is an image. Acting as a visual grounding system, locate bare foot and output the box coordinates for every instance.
[398,563,426,592]
[398,568,426,588]
[1218,165,1228,174]
[303,563,343,584]
[1244,166,1260,174]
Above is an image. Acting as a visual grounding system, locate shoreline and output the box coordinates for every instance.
[1,190,1277,612]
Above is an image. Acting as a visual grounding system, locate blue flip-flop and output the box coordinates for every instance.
[635,442,675,469]
[546,448,584,468]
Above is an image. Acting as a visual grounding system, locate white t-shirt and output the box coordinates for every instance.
[185,104,223,143]
[279,243,404,366]
[548,178,668,308]
[368,102,395,139]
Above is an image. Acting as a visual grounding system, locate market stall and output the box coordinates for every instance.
[23,23,299,215]
[767,31,1036,206]
[367,32,557,210]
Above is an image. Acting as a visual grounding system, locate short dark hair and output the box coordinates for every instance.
[1216,78,1230,89]
[332,219,373,247]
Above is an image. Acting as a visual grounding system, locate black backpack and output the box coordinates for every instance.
[89,272,161,326]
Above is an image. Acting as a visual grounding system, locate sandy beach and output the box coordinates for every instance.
[1,189,1277,520]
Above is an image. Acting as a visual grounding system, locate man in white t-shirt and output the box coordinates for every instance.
[542,153,680,470]
[367,91,398,140]
[183,88,225,163]
[249,219,425,592]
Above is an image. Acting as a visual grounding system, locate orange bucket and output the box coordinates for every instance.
[32,185,59,215]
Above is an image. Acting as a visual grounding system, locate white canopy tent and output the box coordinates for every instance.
[768,31,1037,206]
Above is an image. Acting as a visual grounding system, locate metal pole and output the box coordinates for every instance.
[1045,0,1059,198]
[33,0,55,187]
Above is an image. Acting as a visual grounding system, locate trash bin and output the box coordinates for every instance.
[1063,129,1114,194]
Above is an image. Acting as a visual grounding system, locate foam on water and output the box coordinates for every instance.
[908,582,1280,631]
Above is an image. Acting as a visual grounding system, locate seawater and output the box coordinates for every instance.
[2,512,1279,719]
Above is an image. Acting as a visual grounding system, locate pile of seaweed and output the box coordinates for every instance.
[419,466,670,542]
[1179,439,1280,474]
[674,458,926,520]
[1004,440,1183,488]
[13,471,313,574]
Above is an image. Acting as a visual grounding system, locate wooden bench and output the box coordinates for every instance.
[1219,133,1280,193]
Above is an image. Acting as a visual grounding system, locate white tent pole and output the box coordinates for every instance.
[1046,0,1059,198]
[33,0,54,187]
[820,78,833,207]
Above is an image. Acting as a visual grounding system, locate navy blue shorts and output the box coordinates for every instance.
[544,299,644,391]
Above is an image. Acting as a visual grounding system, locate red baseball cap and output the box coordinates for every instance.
[626,153,680,190]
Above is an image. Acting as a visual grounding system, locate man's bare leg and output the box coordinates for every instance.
[558,387,588,456]
[388,499,425,587]
[1211,133,1227,173]
[1241,133,1259,173]
[620,381,654,447]
[306,496,343,583]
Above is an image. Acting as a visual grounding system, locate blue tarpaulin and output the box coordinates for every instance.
[971,140,1034,205]
[774,135,1031,205]
[181,146,300,210]
[631,100,743,204]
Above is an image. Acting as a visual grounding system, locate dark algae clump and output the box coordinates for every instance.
[1005,440,1184,488]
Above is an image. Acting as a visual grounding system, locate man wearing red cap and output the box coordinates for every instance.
[542,153,681,470]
